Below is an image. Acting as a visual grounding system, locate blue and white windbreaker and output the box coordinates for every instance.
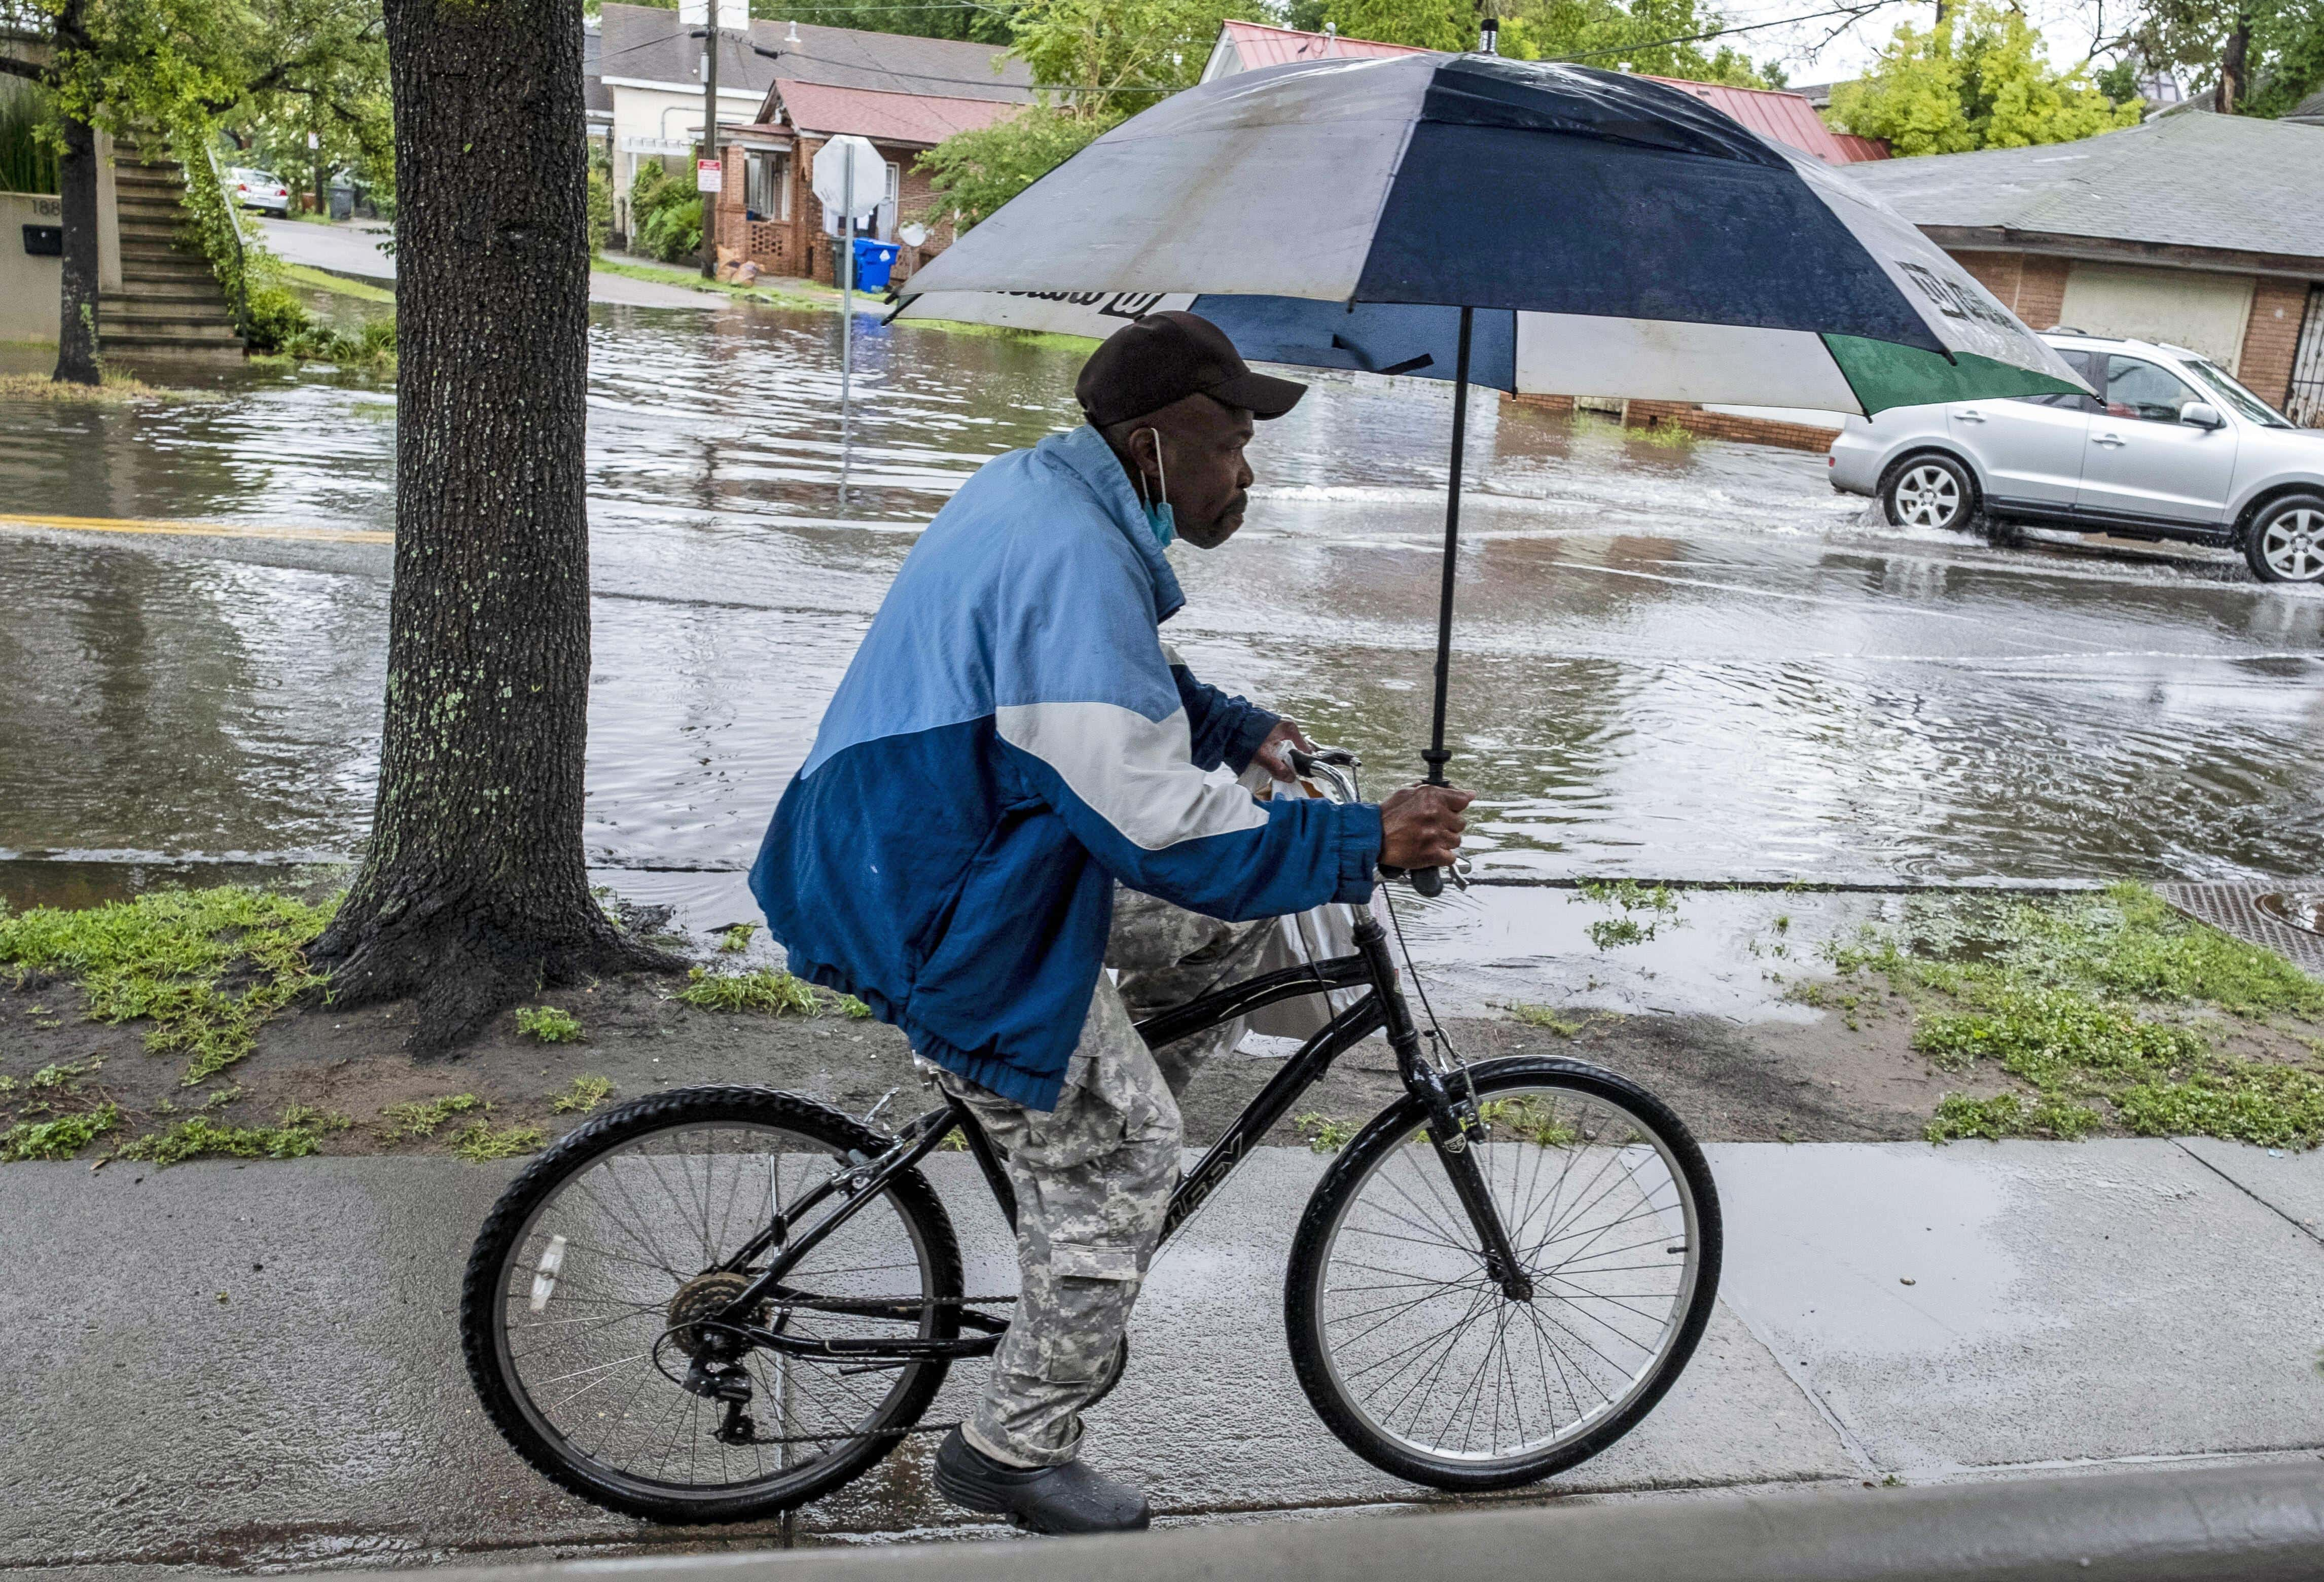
[750,423,1383,1111]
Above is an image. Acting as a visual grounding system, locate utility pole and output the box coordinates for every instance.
[701,0,718,278]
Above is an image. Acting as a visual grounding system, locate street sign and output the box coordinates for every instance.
[810,135,883,218]
[696,159,722,194]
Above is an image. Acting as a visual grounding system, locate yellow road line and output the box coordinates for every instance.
[0,513,392,545]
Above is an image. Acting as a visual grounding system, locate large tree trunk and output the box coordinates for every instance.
[313,0,678,1053]
[2217,17,2250,113]
[52,115,100,387]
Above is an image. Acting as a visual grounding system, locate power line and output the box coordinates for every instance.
[1548,0,1902,62]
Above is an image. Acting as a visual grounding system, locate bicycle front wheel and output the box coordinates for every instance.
[1284,1058,1720,1490]
[460,1086,962,1524]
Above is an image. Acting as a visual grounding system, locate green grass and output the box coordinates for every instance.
[1572,880,1684,950]
[1295,1112,1360,1154]
[716,922,758,954]
[0,1103,120,1162]
[1924,1091,2101,1142]
[447,1121,545,1162]
[590,254,830,311]
[381,1092,483,1139]
[0,886,336,1084]
[263,260,396,304]
[109,1106,344,1166]
[676,966,824,1016]
[1477,1096,1579,1146]
[1506,1003,1584,1036]
[1827,885,2324,1147]
[549,1074,615,1114]
[514,1005,584,1044]
[0,371,224,404]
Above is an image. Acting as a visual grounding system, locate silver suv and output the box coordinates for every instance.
[1827,332,2324,583]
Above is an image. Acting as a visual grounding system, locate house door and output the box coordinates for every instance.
[2288,286,2324,429]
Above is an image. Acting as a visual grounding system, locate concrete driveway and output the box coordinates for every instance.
[2,1137,2319,1574]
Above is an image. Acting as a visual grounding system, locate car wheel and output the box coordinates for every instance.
[1881,453,1977,533]
[2244,494,2324,584]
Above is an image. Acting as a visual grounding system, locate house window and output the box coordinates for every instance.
[746,151,790,222]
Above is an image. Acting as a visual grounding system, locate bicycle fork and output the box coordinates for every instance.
[1357,913,1536,1302]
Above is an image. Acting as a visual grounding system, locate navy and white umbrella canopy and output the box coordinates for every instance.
[892,53,2088,884]
[896,53,2086,412]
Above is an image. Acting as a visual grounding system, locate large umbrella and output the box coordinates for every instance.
[893,52,2088,890]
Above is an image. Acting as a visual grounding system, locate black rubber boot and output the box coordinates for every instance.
[932,1426,1152,1534]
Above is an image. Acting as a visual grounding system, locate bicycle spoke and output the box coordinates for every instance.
[1309,1080,1705,1468]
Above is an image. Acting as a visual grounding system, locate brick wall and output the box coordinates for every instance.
[1947,248,2068,330]
[2238,276,2312,409]
[1625,399,1840,452]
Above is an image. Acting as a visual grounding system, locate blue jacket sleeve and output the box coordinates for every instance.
[1167,654,1279,774]
[992,560,1376,920]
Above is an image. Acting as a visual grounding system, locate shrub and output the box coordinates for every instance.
[629,161,702,264]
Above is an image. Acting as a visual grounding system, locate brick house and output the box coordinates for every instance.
[718,66,1028,285]
[1844,110,2324,427]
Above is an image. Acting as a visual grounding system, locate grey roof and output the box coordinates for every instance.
[1840,110,2324,266]
[583,25,612,119]
[594,3,1029,103]
[2287,86,2324,125]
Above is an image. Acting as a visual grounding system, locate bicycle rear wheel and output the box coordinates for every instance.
[460,1085,961,1523]
[1284,1058,1720,1490]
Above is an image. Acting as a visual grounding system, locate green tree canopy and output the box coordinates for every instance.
[922,100,1116,228]
[1318,0,1772,85]
[2126,0,2324,117]
[1829,3,2143,156]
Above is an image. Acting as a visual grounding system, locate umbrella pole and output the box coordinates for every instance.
[1411,305,1472,898]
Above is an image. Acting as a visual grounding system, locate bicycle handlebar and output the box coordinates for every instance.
[1286,747,1453,896]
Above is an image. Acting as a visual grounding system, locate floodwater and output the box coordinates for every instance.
[4,301,2322,921]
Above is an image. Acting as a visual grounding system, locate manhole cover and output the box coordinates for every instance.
[2257,891,2324,937]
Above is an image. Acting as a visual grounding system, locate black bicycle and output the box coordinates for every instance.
[459,750,1722,1524]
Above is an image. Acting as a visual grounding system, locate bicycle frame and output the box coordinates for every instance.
[704,906,1530,1367]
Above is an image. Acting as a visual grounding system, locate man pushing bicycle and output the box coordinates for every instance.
[750,312,1471,1534]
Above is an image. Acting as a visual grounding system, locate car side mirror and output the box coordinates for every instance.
[2182,402,2225,429]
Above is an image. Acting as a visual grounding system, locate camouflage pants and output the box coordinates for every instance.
[926,891,1270,1468]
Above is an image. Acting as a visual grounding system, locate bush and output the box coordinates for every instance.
[629,161,701,263]
[587,154,614,255]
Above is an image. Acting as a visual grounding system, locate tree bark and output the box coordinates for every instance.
[313,0,680,1053]
[2218,16,2249,113]
[52,115,101,387]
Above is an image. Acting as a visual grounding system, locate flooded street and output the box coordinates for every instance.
[4,300,2322,910]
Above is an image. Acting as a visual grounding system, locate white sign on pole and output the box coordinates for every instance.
[696,159,722,194]
[810,135,883,219]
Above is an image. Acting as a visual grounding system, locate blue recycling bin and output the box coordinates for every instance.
[849,236,901,292]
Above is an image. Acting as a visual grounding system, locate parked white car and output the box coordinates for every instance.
[1828,332,2324,583]
[228,167,291,215]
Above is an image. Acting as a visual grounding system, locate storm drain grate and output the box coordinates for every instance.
[2157,881,2324,975]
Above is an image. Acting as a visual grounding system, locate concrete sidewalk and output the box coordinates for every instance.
[1,1138,2318,1574]
[255,219,725,310]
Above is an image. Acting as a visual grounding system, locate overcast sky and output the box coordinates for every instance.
[1720,0,2115,87]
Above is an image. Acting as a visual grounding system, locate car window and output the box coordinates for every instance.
[2183,357,2292,428]
[2102,355,2201,423]
[2017,348,2103,412]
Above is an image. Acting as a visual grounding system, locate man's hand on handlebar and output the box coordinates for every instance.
[1254,718,1315,781]
[1378,783,1473,872]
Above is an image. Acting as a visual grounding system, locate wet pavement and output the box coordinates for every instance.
[2,1139,2316,1573]
[5,300,2324,922]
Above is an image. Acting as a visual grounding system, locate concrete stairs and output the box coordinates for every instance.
[104,142,246,364]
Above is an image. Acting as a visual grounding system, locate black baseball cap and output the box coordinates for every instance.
[1076,311,1307,427]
